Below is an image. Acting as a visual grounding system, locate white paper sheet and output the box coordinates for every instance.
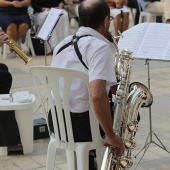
[36,8,64,41]
[118,23,170,61]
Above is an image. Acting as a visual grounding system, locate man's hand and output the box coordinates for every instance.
[0,32,8,47]
[110,84,118,95]
[103,133,124,157]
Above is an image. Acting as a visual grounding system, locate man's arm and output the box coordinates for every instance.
[0,31,8,47]
[89,79,124,156]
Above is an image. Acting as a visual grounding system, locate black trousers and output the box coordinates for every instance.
[0,63,12,94]
[0,63,21,146]
[48,109,105,170]
[128,0,142,25]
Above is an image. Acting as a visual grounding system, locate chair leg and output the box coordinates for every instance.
[76,146,89,170]
[26,30,36,57]
[66,150,76,170]
[139,15,143,23]
[96,147,104,170]
[0,147,8,155]
[46,137,56,170]
[3,43,8,59]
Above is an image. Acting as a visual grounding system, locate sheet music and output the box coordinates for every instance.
[137,23,170,60]
[36,8,64,41]
[118,23,170,61]
[118,23,148,56]
[163,41,170,60]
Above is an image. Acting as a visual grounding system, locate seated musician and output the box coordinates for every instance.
[0,31,21,147]
[49,0,124,169]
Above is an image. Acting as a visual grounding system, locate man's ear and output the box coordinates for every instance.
[103,16,109,28]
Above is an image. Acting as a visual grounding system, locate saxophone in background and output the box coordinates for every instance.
[5,37,31,64]
[0,29,31,64]
[101,34,153,169]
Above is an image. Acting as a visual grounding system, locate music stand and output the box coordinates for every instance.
[32,8,64,115]
[33,8,64,65]
[134,59,170,169]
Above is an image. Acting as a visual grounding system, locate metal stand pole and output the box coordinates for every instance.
[134,59,170,169]
[34,39,49,115]
[40,40,48,66]
[44,41,47,66]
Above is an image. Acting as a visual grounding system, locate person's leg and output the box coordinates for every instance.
[144,1,163,14]
[122,12,129,32]
[0,69,12,94]
[166,19,170,23]
[128,0,141,25]
[145,0,170,22]
[17,23,29,41]
[113,14,122,37]
[6,23,18,41]
[162,0,170,21]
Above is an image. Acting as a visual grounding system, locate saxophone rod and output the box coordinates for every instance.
[5,38,32,65]
[0,29,31,64]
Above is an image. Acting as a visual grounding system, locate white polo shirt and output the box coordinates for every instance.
[51,27,117,113]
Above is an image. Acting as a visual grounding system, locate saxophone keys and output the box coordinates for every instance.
[124,138,136,149]
[127,121,139,132]
[119,156,133,168]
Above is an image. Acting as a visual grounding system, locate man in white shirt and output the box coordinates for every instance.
[138,0,170,23]
[51,0,124,169]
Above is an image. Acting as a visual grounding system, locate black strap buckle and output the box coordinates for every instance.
[71,35,78,45]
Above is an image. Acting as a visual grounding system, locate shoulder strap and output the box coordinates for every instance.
[56,34,91,70]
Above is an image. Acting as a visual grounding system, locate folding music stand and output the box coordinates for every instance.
[33,8,64,65]
[32,8,64,115]
[134,59,170,169]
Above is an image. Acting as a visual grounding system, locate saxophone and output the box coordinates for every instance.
[0,29,31,64]
[5,37,32,64]
[101,45,153,169]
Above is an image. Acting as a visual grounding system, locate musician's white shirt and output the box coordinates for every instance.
[51,26,117,113]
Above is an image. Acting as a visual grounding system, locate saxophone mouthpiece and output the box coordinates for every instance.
[106,32,114,43]
[118,30,123,38]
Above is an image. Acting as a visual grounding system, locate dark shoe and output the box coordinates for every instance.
[166,19,170,24]
[89,155,97,170]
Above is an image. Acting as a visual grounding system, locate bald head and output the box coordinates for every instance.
[78,0,110,29]
[82,0,98,8]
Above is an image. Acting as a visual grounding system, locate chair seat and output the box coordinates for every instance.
[139,11,162,23]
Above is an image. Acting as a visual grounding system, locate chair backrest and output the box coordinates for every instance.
[30,66,102,150]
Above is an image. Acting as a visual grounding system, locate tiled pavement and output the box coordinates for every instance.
[1,18,170,170]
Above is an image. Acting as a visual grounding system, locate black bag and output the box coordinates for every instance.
[30,34,45,55]
[34,118,49,140]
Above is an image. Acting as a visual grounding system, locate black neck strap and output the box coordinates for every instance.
[56,34,91,70]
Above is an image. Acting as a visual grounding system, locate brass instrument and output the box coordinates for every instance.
[5,37,31,64]
[101,36,153,169]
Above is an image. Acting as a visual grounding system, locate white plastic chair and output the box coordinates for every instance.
[137,1,162,23]
[139,11,162,23]
[30,66,104,170]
